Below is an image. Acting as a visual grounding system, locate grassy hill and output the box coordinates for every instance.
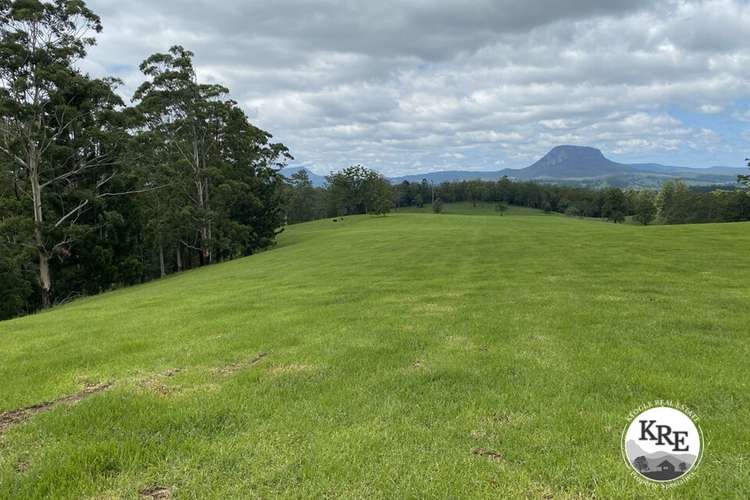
[1,207,749,498]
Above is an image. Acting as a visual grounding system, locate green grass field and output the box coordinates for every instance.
[1,206,749,498]
[397,201,552,216]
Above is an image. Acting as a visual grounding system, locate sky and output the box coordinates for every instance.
[82,0,750,176]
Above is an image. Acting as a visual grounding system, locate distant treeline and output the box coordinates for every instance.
[394,177,750,224]
[283,166,391,223]
[285,168,750,226]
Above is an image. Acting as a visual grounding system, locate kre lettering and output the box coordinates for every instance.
[639,420,689,452]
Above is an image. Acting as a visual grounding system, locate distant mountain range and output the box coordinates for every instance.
[626,439,697,471]
[281,145,747,188]
[390,146,746,187]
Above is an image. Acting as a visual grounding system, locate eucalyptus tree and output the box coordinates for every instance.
[133,46,226,266]
[0,0,128,307]
[130,127,187,276]
[601,187,627,223]
[657,180,691,224]
[134,46,291,267]
[633,191,657,225]
[368,172,392,215]
[212,101,290,258]
[284,169,320,224]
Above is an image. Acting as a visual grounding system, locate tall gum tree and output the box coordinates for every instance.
[0,0,127,307]
[133,46,291,266]
[133,46,228,266]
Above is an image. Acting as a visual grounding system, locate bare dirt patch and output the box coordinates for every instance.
[139,485,172,499]
[490,412,529,426]
[137,379,173,396]
[472,447,504,463]
[470,429,491,440]
[0,383,111,433]
[398,359,428,375]
[137,368,183,395]
[212,352,268,375]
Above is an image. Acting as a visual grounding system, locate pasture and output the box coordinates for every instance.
[1,207,748,498]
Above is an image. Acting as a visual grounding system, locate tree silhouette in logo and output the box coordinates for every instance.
[679,462,688,473]
[633,456,649,472]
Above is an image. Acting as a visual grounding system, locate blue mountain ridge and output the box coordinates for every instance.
[282,146,746,187]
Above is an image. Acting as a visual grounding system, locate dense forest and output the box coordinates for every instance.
[0,1,294,318]
[2,1,749,321]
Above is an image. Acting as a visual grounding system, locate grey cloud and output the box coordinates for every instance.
[94,0,655,60]
[85,0,750,174]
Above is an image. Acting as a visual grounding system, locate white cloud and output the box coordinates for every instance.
[699,105,724,114]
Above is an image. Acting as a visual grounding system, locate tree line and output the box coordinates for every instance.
[1,1,290,319]
[285,169,750,227]
[392,176,750,224]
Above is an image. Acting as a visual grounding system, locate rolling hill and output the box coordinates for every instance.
[0,208,748,497]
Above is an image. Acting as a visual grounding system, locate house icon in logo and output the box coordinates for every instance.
[657,460,675,473]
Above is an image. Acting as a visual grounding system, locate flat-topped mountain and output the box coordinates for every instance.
[519,145,630,179]
[388,145,745,187]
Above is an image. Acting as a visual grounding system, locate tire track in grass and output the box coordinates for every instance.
[0,382,112,433]
[0,352,270,434]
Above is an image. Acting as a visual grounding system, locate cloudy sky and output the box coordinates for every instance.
[83,0,750,176]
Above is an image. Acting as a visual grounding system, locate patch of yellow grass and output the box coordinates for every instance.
[266,364,316,375]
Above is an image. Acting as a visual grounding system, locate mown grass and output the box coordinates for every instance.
[1,206,749,498]
[397,201,550,216]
